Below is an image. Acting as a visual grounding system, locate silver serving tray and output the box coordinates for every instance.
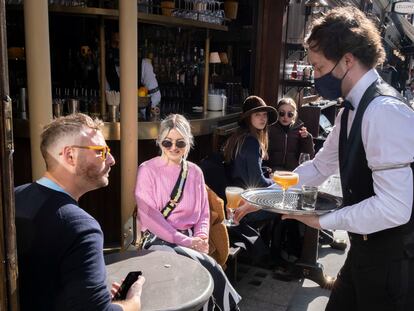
[241,188,342,216]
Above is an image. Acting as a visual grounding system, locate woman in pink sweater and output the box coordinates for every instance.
[135,114,241,311]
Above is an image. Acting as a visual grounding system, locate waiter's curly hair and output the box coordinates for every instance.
[305,6,385,69]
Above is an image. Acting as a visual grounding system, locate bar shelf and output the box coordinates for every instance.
[48,5,228,31]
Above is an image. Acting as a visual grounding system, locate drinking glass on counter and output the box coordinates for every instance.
[272,171,299,209]
[224,186,244,226]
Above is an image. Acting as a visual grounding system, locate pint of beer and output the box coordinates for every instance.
[224,186,244,227]
[225,187,244,209]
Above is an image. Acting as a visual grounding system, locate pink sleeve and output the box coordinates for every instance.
[193,169,210,239]
[135,164,192,247]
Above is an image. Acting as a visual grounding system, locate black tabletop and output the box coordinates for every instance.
[105,250,214,311]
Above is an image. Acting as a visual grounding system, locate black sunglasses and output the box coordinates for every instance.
[278,111,294,118]
[161,140,187,149]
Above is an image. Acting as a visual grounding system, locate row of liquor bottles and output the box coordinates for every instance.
[140,37,205,86]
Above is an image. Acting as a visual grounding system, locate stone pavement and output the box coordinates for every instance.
[234,230,349,311]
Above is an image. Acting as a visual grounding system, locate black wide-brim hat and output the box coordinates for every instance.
[238,95,278,126]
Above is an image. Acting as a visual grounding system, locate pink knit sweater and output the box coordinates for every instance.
[135,156,210,248]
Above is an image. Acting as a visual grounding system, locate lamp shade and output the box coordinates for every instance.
[209,52,221,64]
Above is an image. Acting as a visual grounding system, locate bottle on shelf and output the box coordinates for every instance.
[290,61,298,80]
[303,66,311,81]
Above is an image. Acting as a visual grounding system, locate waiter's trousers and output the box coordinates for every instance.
[326,235,414,311]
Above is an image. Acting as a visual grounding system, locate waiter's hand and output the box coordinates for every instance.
[233,201,259,224]
[282,214,321,229]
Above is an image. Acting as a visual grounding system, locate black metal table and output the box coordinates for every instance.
[105,249,214,311]
[241,175,343,288]
[295,175,342,288]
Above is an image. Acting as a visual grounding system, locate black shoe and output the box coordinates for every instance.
[272,265,300,282]
[329,239,347,251]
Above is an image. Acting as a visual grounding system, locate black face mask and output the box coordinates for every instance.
[314,60,349,100]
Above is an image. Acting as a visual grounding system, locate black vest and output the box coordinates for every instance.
[339,78,414,258]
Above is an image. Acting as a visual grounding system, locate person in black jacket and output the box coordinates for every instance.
[265,97,315,261]
[267,97,314,171]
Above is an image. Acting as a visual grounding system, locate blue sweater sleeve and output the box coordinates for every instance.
[57,208,122,311]
[240,136,273,188]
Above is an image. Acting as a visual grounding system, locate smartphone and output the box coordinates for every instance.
[113,271,142,301]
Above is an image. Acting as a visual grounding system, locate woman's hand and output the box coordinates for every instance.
[299,126,309,138]
[191,236,209,253]
[233,201,260,223]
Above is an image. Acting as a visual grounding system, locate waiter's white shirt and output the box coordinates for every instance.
[141,58,161,108]
[295,69,414,235]
[106,58,161,108]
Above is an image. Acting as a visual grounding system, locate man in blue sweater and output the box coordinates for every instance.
[15,113,144,310]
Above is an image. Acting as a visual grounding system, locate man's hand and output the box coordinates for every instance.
[126,276,145,300]
[282,214,321,229]
[233,202,260,223]
[112,276,146,311]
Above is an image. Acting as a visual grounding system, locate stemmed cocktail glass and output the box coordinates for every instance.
[272,171,299,209]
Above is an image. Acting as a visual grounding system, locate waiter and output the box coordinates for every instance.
[106,32,161,119]
[282,7,414,311]
[234,6,414,311]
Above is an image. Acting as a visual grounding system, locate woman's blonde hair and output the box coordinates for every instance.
[156,114,194,159]
[277,97,298,122]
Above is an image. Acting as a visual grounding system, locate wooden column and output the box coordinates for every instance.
[24,0,53,180]
[99,17,106,118]
[253,0,289,107]
[119,0,138,249]
[203,29,210,113]
[0,0,18,309]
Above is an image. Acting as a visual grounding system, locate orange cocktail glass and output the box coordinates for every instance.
[272,171,299,208]
[224,186,244,226]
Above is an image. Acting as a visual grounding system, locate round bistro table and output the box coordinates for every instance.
[105,249,214,311]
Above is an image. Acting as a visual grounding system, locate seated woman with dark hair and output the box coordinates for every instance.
[135,114,241,311]
[223,95,278,188]
[222,96,282,266]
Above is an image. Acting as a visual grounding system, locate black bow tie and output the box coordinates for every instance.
[341,99,354,111]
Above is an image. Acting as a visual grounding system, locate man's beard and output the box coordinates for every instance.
[76,161,109,190]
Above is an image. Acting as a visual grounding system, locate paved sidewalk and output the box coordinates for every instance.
[234,231,349,311]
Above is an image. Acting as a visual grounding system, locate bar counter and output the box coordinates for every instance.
[12,110,241,140]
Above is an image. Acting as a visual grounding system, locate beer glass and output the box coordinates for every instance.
[224,186,244,227]
[272,171,299,208]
